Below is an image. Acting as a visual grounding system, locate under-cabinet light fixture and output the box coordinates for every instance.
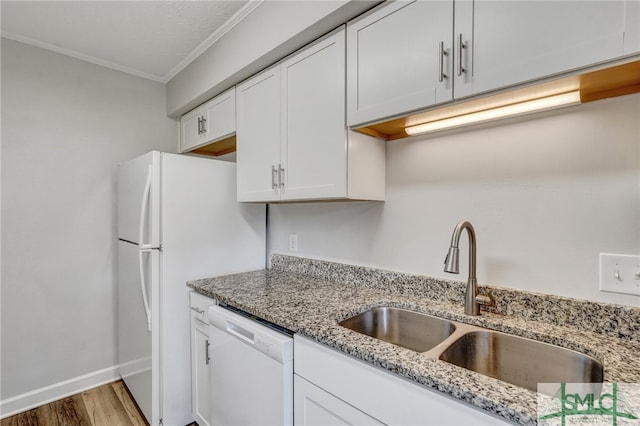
[404,90,582,136]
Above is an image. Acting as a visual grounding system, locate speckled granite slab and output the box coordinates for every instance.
[271,254,640,341]
[188,254,640,425]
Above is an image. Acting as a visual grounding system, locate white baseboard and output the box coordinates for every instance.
[0,365,121,419]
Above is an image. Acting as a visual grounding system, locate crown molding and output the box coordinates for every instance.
[1,0,263,84]
[1,31,165,82]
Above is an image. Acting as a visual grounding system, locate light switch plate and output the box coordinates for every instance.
[288,233,298,252]
[599,253,640,295]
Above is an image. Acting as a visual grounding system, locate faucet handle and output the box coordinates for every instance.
[476,293,492,307]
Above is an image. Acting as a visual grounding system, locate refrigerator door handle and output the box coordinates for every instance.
[138,165,153,250]
[138,165,153,332]
[138,250,152,332]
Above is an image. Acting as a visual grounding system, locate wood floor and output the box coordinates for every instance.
[1,381,148,426]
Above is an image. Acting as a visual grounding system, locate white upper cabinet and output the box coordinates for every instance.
[454,0,639,99]
[347,0,454,127]
[280,25,348,201]
[237,26,385,203]
[181,107,208,152]
[180,87,236,153]
[624,0,640,54]
[347,0,640,127]
[236,66,282,202]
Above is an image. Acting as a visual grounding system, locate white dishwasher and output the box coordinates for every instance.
[207,304,294,426]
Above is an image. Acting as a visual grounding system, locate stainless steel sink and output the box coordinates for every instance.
[438,330,604,392]
[339,307,604,393]
[339,307,456,352]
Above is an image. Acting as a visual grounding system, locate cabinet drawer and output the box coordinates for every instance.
[189,291,215,323]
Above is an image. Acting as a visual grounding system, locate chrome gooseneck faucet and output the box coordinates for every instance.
[444,221,491,315]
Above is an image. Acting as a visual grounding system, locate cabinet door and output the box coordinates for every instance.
[180,106,207,152]
[236,65,281,202]
[454,0,634,98]
[294,375,384,426]
[280,27,347,201]
[191,318,211,426]
[202,87,236,144]
[347,1,454,127]
[295,335,507,425]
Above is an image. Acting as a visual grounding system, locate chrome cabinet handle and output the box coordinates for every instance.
[197,116,207,135]
[278,164,285,188]
[270,165,285,190]
[205,339,210,365]
[272,165,278,189]
[457,33,467,77]
[190,306,205,314]
[439,41,448,82]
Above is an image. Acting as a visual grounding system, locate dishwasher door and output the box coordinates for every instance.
[208,305,293,426]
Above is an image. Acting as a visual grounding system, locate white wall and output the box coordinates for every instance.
[1,39,176,403]
[269,93,640,307]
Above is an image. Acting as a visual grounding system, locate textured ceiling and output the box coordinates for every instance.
[1,1,256,82]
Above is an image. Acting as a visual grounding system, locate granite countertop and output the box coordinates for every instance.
[187,254,640,425]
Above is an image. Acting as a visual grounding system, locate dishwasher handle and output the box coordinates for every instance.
[225,320,255,345]
[208,305,293,364]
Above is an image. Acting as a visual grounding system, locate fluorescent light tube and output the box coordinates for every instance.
[405,91,581,136]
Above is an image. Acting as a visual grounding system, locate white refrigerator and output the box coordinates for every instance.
[117,151,266,426]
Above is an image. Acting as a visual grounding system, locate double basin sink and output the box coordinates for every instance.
[339,307,603,393]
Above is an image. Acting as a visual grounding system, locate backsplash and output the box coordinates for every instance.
[268,94,640,308]
[270,253,640,341]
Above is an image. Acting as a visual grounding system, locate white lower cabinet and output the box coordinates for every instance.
[295,375,384,426]
[294,335,509,425]
[190,292,215,426]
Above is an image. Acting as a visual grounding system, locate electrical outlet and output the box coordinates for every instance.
[288,234,298,252]
[599,253,640,296]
